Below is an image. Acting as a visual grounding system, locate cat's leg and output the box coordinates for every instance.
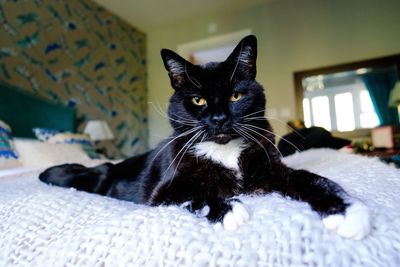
[39,163,114,195]
[269,167,371,240]
[149,182,250,230]
[39,152,150,197]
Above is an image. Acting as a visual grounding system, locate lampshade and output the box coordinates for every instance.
[84,120,114,141]
[389,81,400,107]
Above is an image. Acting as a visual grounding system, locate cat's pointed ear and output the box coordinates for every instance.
[161,49,192,89]
[226,35,257,80]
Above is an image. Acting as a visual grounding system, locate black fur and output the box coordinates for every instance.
[39,35,349,224]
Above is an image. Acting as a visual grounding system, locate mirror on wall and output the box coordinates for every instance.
[294,55,400,133]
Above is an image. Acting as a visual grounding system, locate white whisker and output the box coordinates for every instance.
[243,116,305,140]
[169,130,205,187]
[164,130,204,187]
[150,126,203,163]
[235,127,271,167]
[150,102,199,126]
[238,123,284,159]
[199,132,207,143]
[240,109,266,119]
[242,123,301,153]
[233,128,250,143]
[155,102,200,124]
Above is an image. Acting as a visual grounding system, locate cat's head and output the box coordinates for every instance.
[161,35,266,144]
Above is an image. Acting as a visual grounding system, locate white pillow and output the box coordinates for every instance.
[14,139,90,168]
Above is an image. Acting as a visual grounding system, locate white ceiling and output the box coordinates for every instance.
[92,0,273,32]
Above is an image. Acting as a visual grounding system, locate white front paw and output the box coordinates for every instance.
[322,201,371,240]
[223,202,250,231]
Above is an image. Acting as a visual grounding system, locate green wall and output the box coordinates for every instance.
[146,0,400,148]
[0,0,148,157]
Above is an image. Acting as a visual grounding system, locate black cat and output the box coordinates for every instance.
[39,35,371,239]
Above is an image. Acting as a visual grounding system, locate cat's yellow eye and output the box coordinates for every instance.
[192,96,207,106]
[230,92,243,102]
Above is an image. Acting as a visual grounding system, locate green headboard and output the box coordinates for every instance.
[0,82,76,138]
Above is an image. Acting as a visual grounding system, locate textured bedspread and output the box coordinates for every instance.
[0,149,399,267]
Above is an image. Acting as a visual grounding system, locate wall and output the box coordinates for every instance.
[146,0,400,148]
[0,0,148,157]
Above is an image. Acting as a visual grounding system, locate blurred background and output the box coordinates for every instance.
[1,0,399,159]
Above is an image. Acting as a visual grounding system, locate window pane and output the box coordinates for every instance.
[311,96,331,130]
[360,90,380,128]
[335,93,355,132]
[303,98,311,128]
[360,112,380,128]
[360,90,375,113]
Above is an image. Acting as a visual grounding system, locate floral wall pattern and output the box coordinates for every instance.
[0,0,148,157]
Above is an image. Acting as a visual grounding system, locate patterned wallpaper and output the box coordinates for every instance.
[0,0,148,158]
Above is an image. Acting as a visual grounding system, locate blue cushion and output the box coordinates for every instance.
[0,120,20,168]
[33,127,61,141]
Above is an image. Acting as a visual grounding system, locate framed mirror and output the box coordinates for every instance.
[294,54,400,136]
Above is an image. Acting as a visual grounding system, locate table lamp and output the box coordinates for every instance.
[84,120,114,141]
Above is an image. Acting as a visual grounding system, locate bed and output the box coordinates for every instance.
[0,149,399,266]
[1,85,400,266]
[0,82,92,170]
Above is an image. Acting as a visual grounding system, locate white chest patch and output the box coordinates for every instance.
[192,138,246,171]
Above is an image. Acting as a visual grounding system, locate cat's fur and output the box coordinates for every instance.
[39,35,371,239]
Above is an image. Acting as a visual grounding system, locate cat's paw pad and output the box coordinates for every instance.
[223,202,250,231]
[322,201,371,240]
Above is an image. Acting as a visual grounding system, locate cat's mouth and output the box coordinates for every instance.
[211,134,232,144]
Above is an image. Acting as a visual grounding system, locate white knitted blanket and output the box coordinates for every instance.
[1,149,399,267]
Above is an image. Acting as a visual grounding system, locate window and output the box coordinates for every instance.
[294,54,400,133]
[303,98,311,128]
[335,93,355,132]
[359,90,380,128]
[302,75,380,132]
[311,96,331,130]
